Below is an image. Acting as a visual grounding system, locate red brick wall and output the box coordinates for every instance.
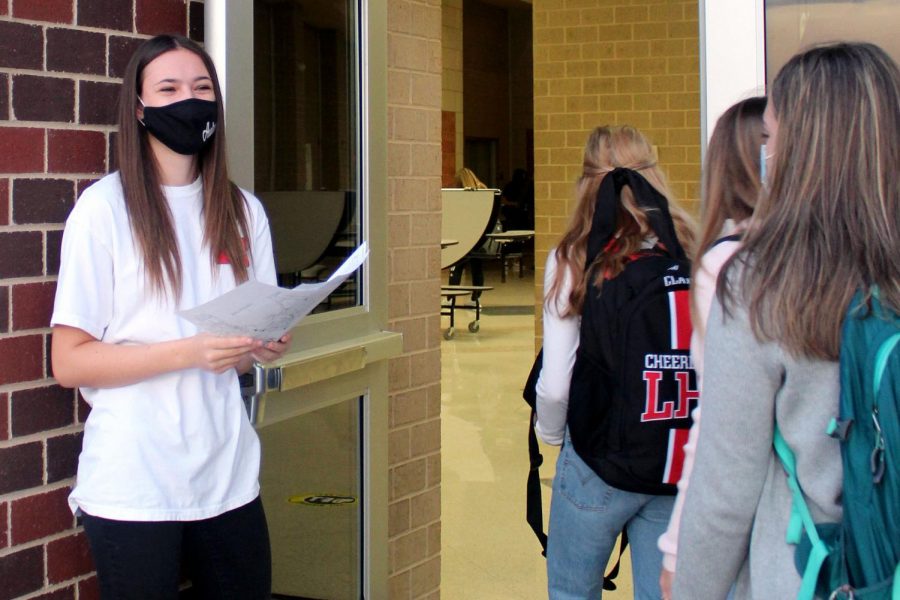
[441,110,456,187]
[0,2,204,598]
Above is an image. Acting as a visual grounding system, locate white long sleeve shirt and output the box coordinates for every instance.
[534,249,580,446]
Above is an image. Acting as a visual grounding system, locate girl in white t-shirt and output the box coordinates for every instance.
[655,96,766,600]
[51,35,289,599]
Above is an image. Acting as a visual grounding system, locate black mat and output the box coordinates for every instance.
[479,305,535,316]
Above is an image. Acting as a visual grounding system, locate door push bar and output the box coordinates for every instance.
[238,334,402,425]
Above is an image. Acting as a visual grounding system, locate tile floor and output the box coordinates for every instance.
[440,263,636,599]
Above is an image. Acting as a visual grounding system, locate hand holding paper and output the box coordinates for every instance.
[179,242,368,341]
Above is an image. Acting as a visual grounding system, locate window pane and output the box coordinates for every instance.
[259,396,363,599]
[766,0,900,84]
[254,0,362,311]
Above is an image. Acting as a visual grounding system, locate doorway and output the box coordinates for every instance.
[206,1,395,598]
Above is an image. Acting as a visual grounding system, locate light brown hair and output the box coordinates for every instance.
[116,34,250,300]
[722,42,900,359]
[547,125,696,317]
[455,167,487,190]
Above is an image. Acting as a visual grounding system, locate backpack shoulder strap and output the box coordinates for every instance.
[525,406,548,554]
[869,331,899,484]
[773,425,832,600]
[893,563,900,598]
[523,350,547,553]
[874,332,900,399]
[710,233,742,248]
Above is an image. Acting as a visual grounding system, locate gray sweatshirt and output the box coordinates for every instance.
[672,298,843,600]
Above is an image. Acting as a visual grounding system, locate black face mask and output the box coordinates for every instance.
[139,97,218,155]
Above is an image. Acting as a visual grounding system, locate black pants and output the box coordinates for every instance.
[81,497,271,600]
[448,259,485,300]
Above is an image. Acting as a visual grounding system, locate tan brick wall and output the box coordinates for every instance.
[387,0,444,597]
[533,0,701,338]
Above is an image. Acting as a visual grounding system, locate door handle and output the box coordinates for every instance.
[238,362,267,425]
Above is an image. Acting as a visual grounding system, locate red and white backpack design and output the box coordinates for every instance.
[567,251,698,495]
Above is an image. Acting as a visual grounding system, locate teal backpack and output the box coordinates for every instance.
[774,291,900,599]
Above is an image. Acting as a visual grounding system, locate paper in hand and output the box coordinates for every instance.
[179,242,368,341]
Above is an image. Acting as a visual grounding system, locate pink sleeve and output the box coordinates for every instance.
[659,405,702,571]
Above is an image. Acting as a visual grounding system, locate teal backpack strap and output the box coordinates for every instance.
[871,333,900,484]
[876,334,900,600]
[773,426,831,600]
[893,562,900,600]
[874,333,900,395]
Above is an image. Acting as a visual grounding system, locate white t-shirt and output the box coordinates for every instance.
[51,173,277,521]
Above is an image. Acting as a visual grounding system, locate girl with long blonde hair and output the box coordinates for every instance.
[674,42,900,599]
[535,125,696,598]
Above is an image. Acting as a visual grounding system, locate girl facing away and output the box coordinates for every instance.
[535,125,696,599]
[673,42,900,599]
[656,95,767,600]
[51,35,290,599]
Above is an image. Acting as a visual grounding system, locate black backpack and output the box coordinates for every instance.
[523,168,696,583]
[568,250,696,495]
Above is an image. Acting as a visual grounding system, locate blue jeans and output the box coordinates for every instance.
[547,437,675,600]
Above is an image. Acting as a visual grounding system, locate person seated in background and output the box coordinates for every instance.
[499,167,535,272]
[500,167,534,230]
[448,167,490,300]
[455,166,487,190]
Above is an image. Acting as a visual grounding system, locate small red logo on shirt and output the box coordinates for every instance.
[217,237,250,267]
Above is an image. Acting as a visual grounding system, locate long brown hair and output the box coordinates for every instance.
[116,34,250,300]
[721,43,900,359]
[547,126,696,317]
[691,97,765,337]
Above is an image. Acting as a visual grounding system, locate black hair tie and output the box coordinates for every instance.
[584,167,686,269]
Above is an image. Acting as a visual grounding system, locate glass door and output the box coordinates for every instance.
[765,0,900,83]
[206,1,395,598]
[701,0,900,142]
[253,0,361,297]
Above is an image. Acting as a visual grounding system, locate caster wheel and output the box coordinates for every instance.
[468,321,480,333]
[444,327,455,340]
